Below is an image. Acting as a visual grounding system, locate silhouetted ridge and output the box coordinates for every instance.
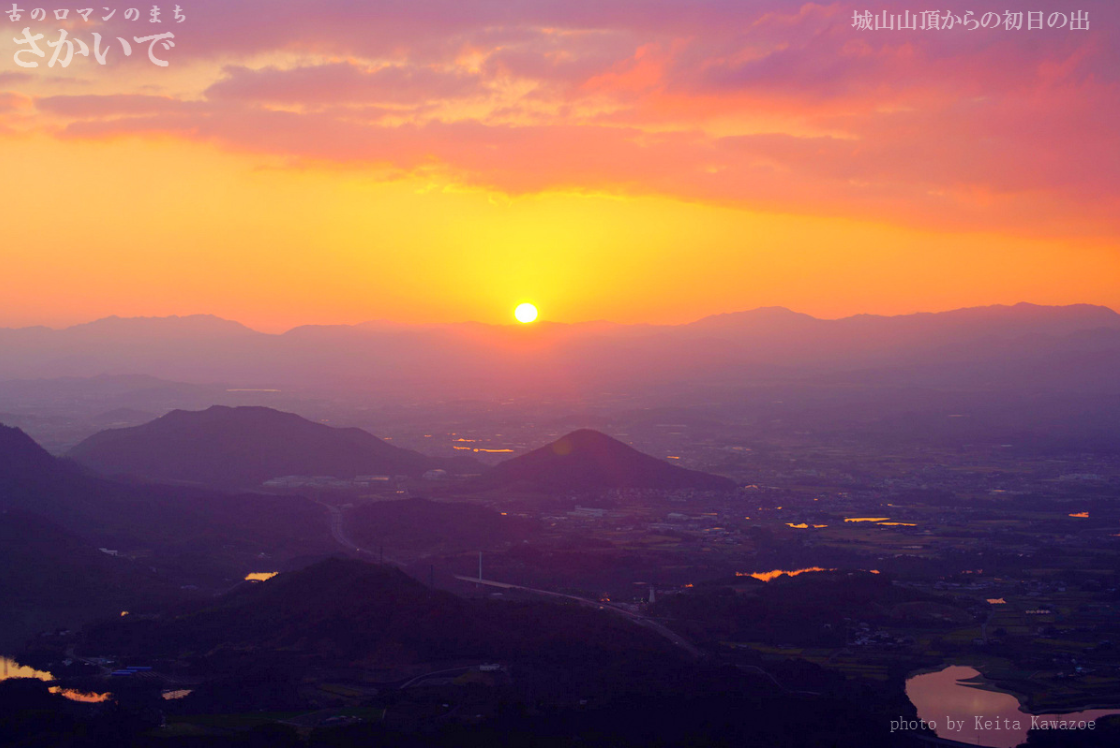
[0,426,337,648]
[0,423,330,552]
[2,304,1119,396]
[476,429,734,492]
[0,423,56,479]
[86,557,678,671]
[68,405,433,489]
[66,313,257,337]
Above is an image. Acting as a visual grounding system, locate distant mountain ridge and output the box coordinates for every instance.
[68,405,434,489]
[690,302,1119,328]
[476,429,735,492]
[1,303,1118,396]
[63,314,257,337]
[9,302,1117,334]
[3,303,1116,343]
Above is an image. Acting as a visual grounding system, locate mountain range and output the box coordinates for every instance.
[0,304,1117,397]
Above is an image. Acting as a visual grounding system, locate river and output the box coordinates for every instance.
[905,664,1120,747]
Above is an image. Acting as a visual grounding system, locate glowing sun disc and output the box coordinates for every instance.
[514,303,539,324]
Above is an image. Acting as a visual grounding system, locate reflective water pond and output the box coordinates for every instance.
[906,665,1120,747]
[0,656,112,703]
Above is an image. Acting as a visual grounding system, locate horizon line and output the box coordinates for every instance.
[2,300,1118,336]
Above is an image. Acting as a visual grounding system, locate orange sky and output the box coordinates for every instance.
[0,1,1117,331]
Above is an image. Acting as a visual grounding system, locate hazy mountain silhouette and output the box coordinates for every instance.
[1,303,1118,397]
[686,303,1120,339]
[69,405,433,489]
[64,314,256,339]
[672,303,1120,368]
[475,429,735,492]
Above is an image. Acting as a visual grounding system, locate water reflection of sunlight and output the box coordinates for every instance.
[907,665,1120,748]
[0,657,112,703]
[736,567,836,582]
[50,688,112,703]
[0,656,52,681]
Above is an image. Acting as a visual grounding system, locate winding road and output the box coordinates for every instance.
[311,495,701,658]
[453,574,702,658]
[311,497,402,565]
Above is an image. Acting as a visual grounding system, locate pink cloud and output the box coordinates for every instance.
[36,94,199,117]
[205,62,488,106]
[7,0,1118,236]
[0,92,31,114]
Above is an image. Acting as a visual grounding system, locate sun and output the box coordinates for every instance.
[514,303,539,324]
